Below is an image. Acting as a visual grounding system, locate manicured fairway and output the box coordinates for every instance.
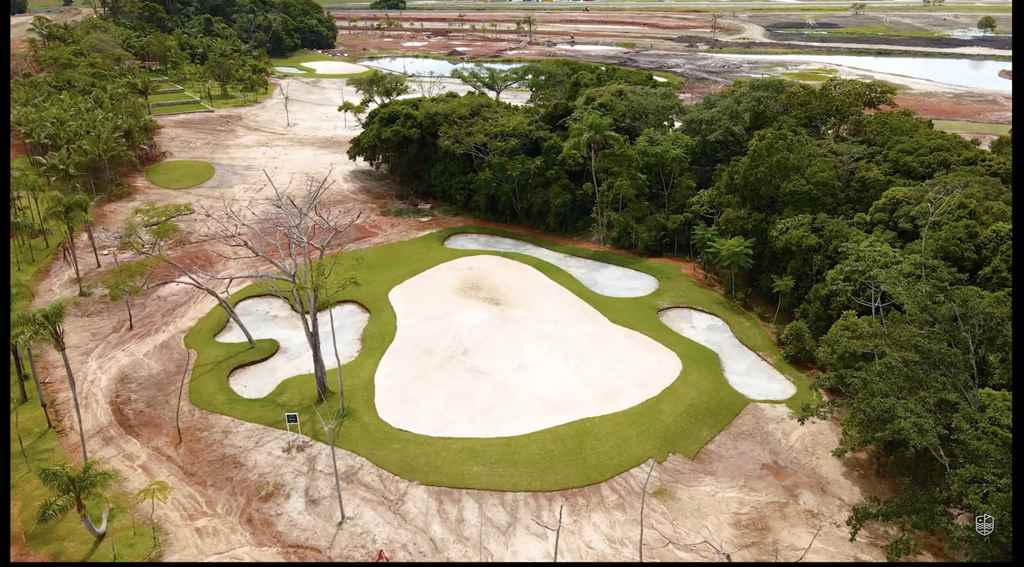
[144,160,215,189]
[184,226,816,491]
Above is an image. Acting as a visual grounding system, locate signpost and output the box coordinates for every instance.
[285,412,301,436]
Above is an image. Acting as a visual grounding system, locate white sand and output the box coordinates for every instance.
[301,60,369,74]
[444,233,659,298]
[653,75,668,82]
[274,66,306,74]
[375,255,681,438]
[216,297,370,399]
[402,42,428,47]
[659,308,796,401]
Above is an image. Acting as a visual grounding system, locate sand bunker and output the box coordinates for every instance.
[216,297,370,399]
[300,60,369,74]
[659,308,796,401]
[274,66,305,74]
[444,233,658,298]
[375,255,681,437]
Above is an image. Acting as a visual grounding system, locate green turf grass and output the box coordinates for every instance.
[270,49,375,79]
[184,226,817,491]
[143,160,215,189]
[932,120,1011,136]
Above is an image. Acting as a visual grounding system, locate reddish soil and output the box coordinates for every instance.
[894,91,1012,123]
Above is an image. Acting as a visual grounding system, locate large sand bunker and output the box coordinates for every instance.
[216,297,370,398]
[444,233,659,297]
[375,255,681,437]
[659,308,796,401]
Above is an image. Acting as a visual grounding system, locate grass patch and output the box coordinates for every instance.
[184,226,816,491]
[150,102,211,116]
[144,160,215,190]
[932,120,1011,136]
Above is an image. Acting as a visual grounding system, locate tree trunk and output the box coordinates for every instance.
[78,502,110,539]
[86,222,101,268]
[30,192,49,248]
[328,307,344,414]
[26,345,53,429]
[58,346,89,463]
[125,299,134,331]
[329,438,345,525]
[176,349,190,445]
[639,460,655,562]
[212,295,256,348]
[65,225,84,296]
[14,403,28,464]
[773,296,783,325]
[11,343,29,404]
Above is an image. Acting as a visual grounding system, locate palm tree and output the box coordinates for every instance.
[33,301,89,462]
[132,75,157,115]
[566,112,623,244]
[135,480,172,549]
[46,191,94,294]
[12,310,53,429]
[708,236,755,298]
[770,275,795,325]
[37,461,117,539]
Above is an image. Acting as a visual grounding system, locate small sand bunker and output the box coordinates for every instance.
[659,308,796,401]
[274,66,305,74]
[300,60,369,74]
[216,297,370,399]
[375,255,681,437]
[444,233,659,298]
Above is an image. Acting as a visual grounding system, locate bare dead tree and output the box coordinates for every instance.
[196,168,363,403]
[795,524,823,562]
[119,205,258,348]
[281,81,292,127]
[313,403,347,526]
[533,502,566,562]
[175,347,191,446]
[639,459,656,562]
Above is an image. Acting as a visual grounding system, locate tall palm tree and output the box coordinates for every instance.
[566,111,622,244]
[709,236,755,298]
[12,309,53,429]
[135,480,172,549]
[37,461,117,539]
[770,275,795,325]
[46,191,94,294]
[33,301,89,462]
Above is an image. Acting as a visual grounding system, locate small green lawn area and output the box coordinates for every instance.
[144,160,215,189]
[151,102,212,116]
[270,49,374,79]
[932,120,1011,136]
[185,226,816,491]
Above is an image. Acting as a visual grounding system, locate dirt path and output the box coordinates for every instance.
[28,76,939,561]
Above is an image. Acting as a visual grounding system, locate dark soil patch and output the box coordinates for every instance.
[766,31,1012,50]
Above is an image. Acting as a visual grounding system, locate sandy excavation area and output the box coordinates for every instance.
[376,255,681,437]
[445,233,658,298]
[216,297,370,399]
[19,67,940,561]
[660,308,796,401]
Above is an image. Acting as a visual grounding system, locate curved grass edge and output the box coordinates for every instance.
[143,160,215,190]
[184,225,816,491]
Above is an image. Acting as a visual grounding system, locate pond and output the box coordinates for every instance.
[713,53,1012,93]
[357,57,523,77]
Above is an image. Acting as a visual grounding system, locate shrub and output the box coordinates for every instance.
[780,320,816,363]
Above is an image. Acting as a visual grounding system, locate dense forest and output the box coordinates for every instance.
[349,62,1013,561]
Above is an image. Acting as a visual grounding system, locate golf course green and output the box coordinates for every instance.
[184,226,815,491]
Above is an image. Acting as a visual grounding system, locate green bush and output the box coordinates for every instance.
[780,320,816,363]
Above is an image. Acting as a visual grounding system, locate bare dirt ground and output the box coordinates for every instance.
[26,73,942,561]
